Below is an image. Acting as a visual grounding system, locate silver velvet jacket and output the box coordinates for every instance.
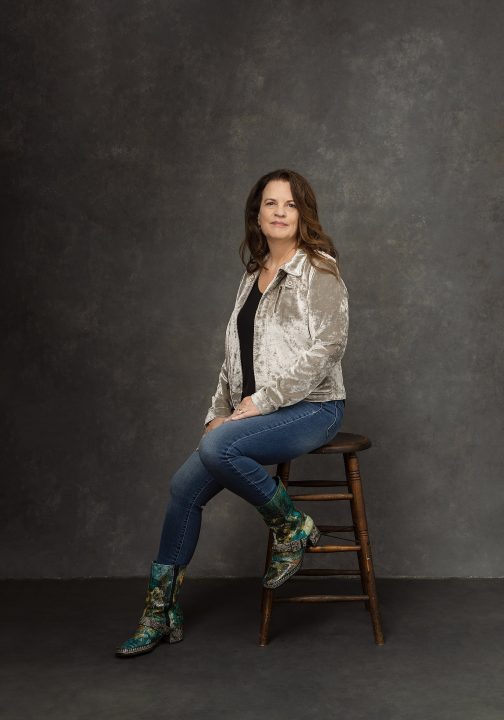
[204,247,349,425]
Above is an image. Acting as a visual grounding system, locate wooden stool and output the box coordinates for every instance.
[259,432,385,646]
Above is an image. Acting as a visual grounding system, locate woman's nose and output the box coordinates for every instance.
[274,207,286,216]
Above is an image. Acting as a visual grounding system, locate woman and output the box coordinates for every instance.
[116,169,349,658]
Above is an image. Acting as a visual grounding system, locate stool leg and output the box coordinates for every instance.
[347,468,370,612]
[258,461,291,646]
[277,460,291,489]
[353,530,370,611]
[344,451,385,645]
[259,530,274,646]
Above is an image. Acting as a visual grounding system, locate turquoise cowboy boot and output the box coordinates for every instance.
[256,476,321,589]
[115,561,186,658]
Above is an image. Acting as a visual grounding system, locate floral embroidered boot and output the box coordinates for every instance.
[256,476,321,589]
[115,561,186,658]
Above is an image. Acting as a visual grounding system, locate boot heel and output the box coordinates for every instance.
[166,626,184,644]
[308,525,321,547]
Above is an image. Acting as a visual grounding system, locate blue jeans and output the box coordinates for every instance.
[156,399,345,565]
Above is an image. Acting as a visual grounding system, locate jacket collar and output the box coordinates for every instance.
[276,247,306,276]
[249,247,306,281]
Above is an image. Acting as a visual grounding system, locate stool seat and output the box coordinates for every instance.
[259,430,384,646]
[309,432,371,454]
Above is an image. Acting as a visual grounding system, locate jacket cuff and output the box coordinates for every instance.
[204,408,232,426]
[250,388,278,415]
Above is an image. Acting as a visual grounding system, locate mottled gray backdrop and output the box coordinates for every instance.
[2,0,503,578]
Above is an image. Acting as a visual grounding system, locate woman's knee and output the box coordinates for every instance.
[198,428,230,470]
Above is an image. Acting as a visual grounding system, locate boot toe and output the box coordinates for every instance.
[262,553,303,588]
[115,635,160,657]
[115,626,164,656]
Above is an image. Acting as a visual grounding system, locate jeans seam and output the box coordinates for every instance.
[171,478,220,563]
[325,415,339,438]
[228,403,324,447]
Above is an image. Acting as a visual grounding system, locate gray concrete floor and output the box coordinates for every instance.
[1,578,503,720]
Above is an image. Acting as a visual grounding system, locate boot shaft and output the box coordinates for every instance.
[256,476,305,541]
[142,561,186,625]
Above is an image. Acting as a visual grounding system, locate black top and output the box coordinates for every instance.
[237,276,262,400]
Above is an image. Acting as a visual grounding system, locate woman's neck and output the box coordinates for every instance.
[265,242,299,271]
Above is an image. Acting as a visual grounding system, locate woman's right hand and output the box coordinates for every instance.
[203,416,229,434]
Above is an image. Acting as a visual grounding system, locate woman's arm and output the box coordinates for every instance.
[250,266,349,415]
[204,358,233,426]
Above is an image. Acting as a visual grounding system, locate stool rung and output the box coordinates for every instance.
[296,569,362,576]
[274,594,369,603]
[289,493,353,501]
[318,524,355,533]
[287,480,348,487]
[306,545,360,553]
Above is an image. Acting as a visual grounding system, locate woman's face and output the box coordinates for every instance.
[258,180,299,243]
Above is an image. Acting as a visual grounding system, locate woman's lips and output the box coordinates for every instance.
[272,222,288,226]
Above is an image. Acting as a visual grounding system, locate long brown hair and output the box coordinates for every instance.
[239,169,341,279]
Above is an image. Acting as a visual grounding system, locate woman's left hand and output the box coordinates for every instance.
[224,396,261,421]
